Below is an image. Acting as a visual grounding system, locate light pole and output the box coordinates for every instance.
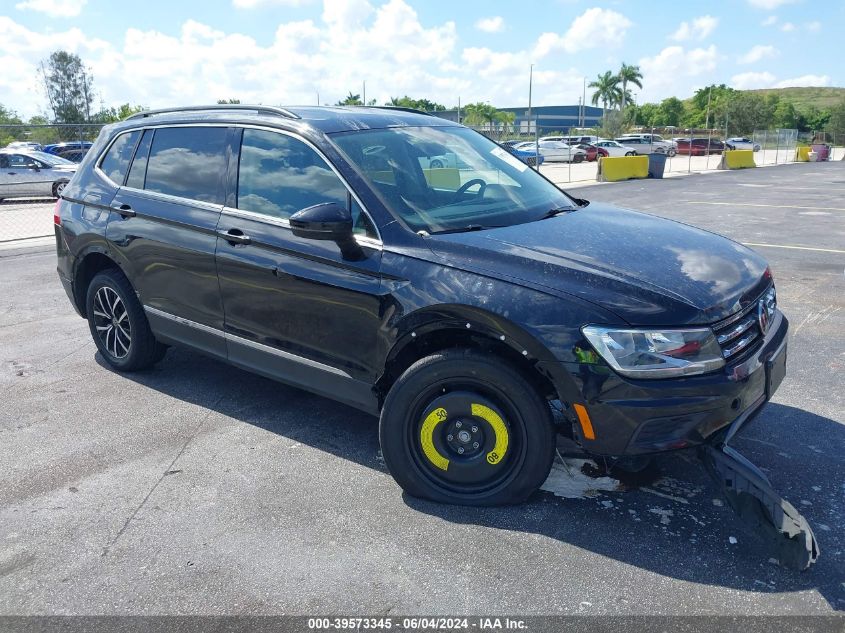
[527,64,533,137]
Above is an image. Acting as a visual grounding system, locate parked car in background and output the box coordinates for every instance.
[564,135,600,146]
[0,149,77,200]
[593,139,637,157]
[5,141,43,152]
[533,141,586,163]
[501,143,544,166]
[55,149,88,163]
[615,136,677,156]
[576,143,608,162]
[675,138,726,156]
[725,137,762,151]
[43,141,94,156]
[418,153,457,169]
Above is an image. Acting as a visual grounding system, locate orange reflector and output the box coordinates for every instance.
[573,403,595,440]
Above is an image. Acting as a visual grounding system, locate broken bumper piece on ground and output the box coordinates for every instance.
[700,444,819,571]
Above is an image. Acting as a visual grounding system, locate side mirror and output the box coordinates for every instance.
[289,202,353,241]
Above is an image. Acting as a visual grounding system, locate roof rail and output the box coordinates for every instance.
[126,104,299,121]
[369,105,434,117]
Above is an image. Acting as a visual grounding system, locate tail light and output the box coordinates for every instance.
[53,199,61,226]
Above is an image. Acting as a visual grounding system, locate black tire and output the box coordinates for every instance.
[430,159,444,168]
[667,149,677,157]
[625,151,635,156]
[85,268,167,371]
[573,153,584,163]
[379,349,555,506]
[52,179,69,198]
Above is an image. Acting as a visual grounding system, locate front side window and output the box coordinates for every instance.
[331,125,573,234]
[144,127,227,203]
[237,129,375,237]
[100,131,141,185]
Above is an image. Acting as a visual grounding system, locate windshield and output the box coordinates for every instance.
[28,151,74,166]
[330,126,573,234]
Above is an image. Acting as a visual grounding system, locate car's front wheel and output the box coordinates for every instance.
[379,349,555,506]
[625,151,635,156]
[86,269,167,371]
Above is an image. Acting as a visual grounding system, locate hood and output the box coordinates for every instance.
[427,204,770,326]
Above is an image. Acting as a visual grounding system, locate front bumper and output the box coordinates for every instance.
[540,311,789,456]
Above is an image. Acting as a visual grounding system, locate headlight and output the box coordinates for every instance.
[581,325,725,379]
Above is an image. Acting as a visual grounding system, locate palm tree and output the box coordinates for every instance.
[617,63,643,111]
[588,71,621,125]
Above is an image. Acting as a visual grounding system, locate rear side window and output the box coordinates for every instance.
[125,129,153,190]
[99,130,140,185]
[144,127,227,204]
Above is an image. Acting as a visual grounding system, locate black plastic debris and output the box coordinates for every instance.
[700,444,820,571]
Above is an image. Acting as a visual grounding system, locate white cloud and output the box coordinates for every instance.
[638,45,718,98]
[775,74,830,88]
[747,0,796,8]
[730,71,776,89]
[475,16,504,33]
[780,21,795,32]
[738,44,778,64]
[730,72,831,90]
[762,15,777,26]
[14,0,86,17]
[805,21,821,32]
[670,15,719,42]
[1,1,597,117]
[533,7,631,57]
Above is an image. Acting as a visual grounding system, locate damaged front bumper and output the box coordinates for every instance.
[699,443,819,570]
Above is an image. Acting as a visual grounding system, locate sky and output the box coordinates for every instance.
[1,0,843,118]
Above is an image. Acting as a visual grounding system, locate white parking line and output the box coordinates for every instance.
[742,242,845,255]
[686,201,845,212]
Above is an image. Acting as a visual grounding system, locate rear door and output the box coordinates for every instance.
[215,127,384,411]
[105,125,229,358]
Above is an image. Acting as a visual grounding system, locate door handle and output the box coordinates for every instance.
[218,228,251,245]
[111,203,136,218]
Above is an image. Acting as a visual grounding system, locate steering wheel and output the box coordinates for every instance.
[453,178,487,202]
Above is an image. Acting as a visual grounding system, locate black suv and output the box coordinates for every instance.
[55,105,787,505]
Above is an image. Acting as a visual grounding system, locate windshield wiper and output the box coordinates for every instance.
[432,224,504,235]
[538,206,577,220]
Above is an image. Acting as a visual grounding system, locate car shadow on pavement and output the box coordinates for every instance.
[99,347,845,611]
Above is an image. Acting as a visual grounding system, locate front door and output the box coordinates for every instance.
[215,127,384,412]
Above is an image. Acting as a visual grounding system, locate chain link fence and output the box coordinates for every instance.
[0,124,106,243]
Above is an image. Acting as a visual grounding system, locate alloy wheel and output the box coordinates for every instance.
[92,286,131,359]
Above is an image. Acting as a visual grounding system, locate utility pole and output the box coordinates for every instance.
[362,80,366,106]
[527,63,533,136]
[582,76,586,127]
[457,96,461,124]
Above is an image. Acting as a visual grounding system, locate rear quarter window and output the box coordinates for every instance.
[144,127,228,204]
[99,130,141,185]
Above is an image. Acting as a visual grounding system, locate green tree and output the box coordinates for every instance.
[802,105,831,132]
[658,97,685,127]
[387,95,446,111]
[462,102,514,132]
[635,102,660,126]
[724,92,774,134]
[39,50,95,123]
[616,62,643,111]
[217,98,241,104]
[824,100,845,136]
[336,92,363,105]
[772,101,798,129]
[0,104,24,146]
[588,71,621,124]
[93,103,146,123]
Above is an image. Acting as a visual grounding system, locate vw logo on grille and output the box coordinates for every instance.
[758,288,776,334]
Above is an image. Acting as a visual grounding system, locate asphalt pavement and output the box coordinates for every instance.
[0,161,843,615]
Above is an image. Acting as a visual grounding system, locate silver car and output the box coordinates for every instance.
[0,150,78,201]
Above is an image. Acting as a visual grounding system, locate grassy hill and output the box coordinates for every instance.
[746,86,845,110]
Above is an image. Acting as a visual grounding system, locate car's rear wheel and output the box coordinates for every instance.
[430,159,444,168]
[667,149,676,157]
[625,151,635,156]
[52,180,69,198]
[573,154,584,163]
[379,349,555,506]
[86,269,168,371]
